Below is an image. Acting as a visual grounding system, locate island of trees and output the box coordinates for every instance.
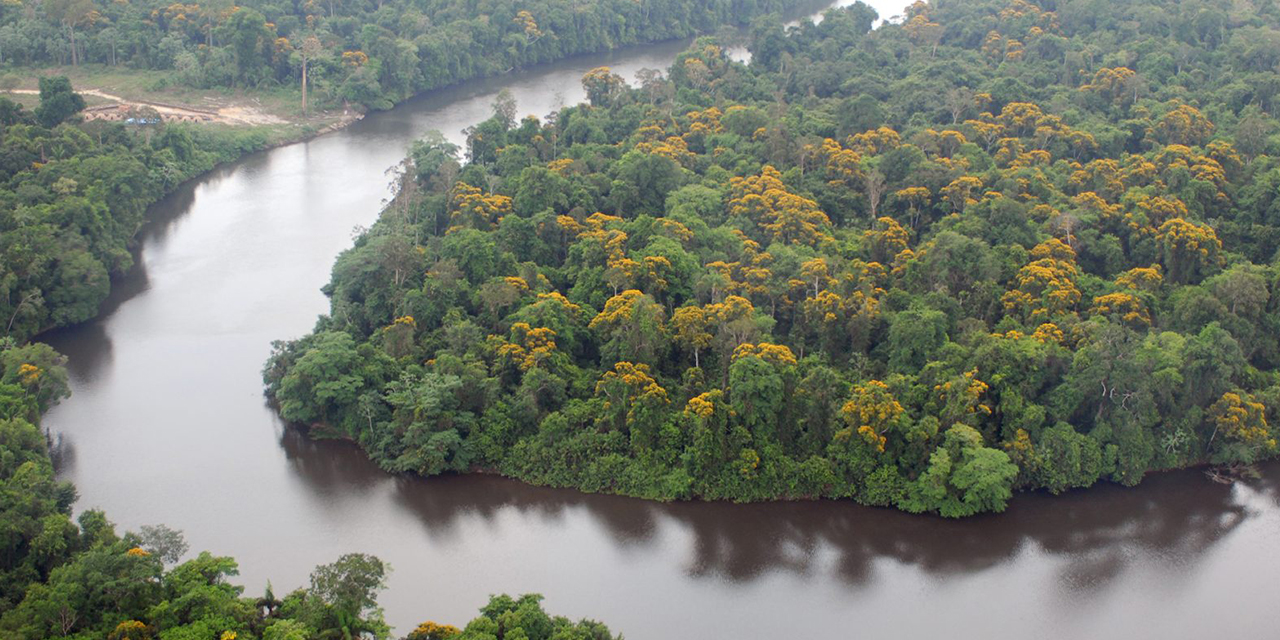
[266,0,1280,517]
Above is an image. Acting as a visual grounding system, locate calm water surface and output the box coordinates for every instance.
[42,1,1280,637]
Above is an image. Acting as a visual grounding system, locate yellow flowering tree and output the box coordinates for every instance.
[1002,238,1082,322]
[893,186,932,228]
[728,165,832,246]
[589,289,668,365]
[1090,291,1151,328]
[448,182,512,232]
[491,322,559,373]
[581,66,624,107]
[108,621,151,640]
[1207,391,1277,464]
[1150,102,1214,146]
[1157,217,1221,283]
[728,343,798,440]
[864,216,910,263]
[1081,67,1138,105]
[671,305,712,368]
[839,380,904,454]
[408,621,461,640]
[595,362,670,447]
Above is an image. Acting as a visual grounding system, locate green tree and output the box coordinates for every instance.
[43,0,97,66]
[1033,423,1103,494]
[887,306,948,373]
[905,424,1019,517]
[34,76,86,128]
[581,67,624,107]
[221,8,273,86]
[1,341,71,417]
[274,332,367,429]
[307,553,389,640]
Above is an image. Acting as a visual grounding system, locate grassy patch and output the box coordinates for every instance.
[0,64,341,123]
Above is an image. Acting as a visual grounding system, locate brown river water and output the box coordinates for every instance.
[41,2,1280,637]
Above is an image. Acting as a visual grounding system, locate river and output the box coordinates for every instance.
[41,1,1280,637]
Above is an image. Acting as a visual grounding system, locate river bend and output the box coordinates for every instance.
[43,1,1280,637]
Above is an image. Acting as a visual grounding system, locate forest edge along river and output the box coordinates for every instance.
[39,1,1280,638]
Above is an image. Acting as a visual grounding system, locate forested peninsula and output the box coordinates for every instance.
[267,0,1280,517]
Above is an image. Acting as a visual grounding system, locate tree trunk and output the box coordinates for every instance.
[67,25,78,66]
[301,57,308,116]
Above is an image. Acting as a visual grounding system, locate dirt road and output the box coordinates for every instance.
[6,88,286,125]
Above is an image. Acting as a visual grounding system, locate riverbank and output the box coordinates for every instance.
[0,86,365,343]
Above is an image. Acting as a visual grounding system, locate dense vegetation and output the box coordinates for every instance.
[0,80,272,342]
[3,0,805,343]
[1,0,801,111]
[0,339,617,638]
[266,0,1280,517]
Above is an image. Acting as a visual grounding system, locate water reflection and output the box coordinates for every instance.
[278,418,1269,596]
[47,429,76,475]
[277,423,387,496]
[41,167,208,378]
[48,321,114,383]
[135,176,201,248]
